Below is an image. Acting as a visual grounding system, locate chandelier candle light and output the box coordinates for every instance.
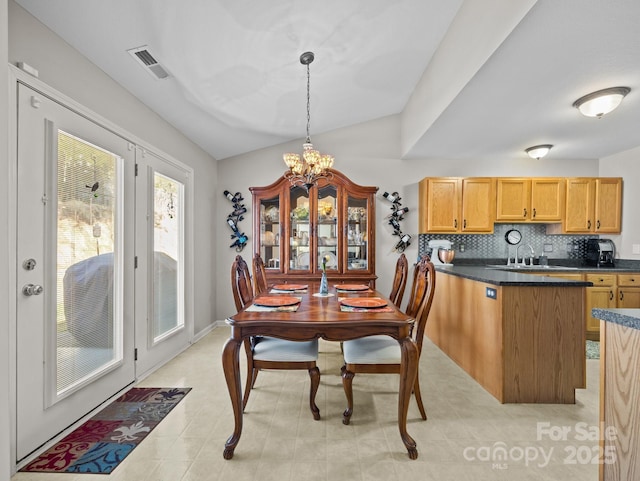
[283,52,334,190]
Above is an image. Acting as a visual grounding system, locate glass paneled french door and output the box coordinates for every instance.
[16,83,135,461]
[134,149,191,377]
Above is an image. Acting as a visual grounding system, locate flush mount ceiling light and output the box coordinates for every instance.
[573,86,630,118]
[283,52,334,190]
[525,144,553,160]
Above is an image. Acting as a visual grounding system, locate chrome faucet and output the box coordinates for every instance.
[516,244,535,266]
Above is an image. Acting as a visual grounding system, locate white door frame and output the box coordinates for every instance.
[134,147,194,378]
[8,65,194,471]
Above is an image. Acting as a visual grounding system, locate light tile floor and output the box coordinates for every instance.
[13,327,600,481]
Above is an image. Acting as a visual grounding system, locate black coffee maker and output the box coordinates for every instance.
[585,238,615,267]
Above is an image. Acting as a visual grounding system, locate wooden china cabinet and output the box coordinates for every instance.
[250,169,378,286]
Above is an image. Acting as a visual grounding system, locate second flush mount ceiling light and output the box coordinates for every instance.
[525,144,553,160]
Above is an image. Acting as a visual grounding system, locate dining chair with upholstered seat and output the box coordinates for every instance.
[230,255,321,420]
[340,254,436,425]
[252,253,268,295]
[388,253,409,308]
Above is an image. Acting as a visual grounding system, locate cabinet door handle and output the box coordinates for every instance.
[463,219,466,229]
[596,220,601,230]
[454,219,457,228]
[610,291,614,301]
[532,208,536,218]
[523,208,527,218]
[619,291,624,301]
[587,220,591,229]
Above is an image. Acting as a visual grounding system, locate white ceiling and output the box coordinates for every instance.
[14,0,640,162]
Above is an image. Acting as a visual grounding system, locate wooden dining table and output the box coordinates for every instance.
[222,281,421,460]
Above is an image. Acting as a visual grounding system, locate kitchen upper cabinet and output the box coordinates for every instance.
[418,177,494,233]
[495,178,564,222]
[560,177,622,233]
[250,169,377,286]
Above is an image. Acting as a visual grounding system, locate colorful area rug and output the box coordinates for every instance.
[586,340,600,360]
[21,387,191,474]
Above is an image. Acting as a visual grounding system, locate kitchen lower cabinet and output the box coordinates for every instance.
[586,289,615,341]
[527,271,640,342]
[617,274,640,308]
[584,273,640,341]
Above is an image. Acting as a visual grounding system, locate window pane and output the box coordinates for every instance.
[153,173,182,340]
[57,130,121,394]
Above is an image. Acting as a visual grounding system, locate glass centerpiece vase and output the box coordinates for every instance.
[319,255,329,295]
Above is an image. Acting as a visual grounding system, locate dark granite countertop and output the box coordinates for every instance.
[592,308,640,330]
[451,258,640,273]
[434,265,592,287]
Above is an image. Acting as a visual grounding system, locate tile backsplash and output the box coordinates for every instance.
[418,224,595,261]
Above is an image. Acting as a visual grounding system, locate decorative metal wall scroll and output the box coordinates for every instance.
[224,190,248,251]
[382,191,411,253]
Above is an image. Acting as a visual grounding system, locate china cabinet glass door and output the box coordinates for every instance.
[347,194,368,272]
[317,185,338,272]
[259,194,281,271]
[289,186,310,271]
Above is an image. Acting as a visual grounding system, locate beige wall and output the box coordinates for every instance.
[8,0,218,337]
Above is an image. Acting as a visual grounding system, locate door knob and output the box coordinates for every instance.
[22,284,43,296]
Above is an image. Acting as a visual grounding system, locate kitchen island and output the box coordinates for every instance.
[591,308,640,481]
[426,266,590,403]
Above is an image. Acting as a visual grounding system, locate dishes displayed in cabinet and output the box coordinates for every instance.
[263,205,279,222]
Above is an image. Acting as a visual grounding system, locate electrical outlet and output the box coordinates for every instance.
[544,243,553,252]
[486,287,497,300]
[633,244,640,255]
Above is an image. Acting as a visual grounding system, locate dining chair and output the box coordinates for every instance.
[230,255,321,420]
[252,253,268,295]
[340,255,436,425]
[388,253,409,308]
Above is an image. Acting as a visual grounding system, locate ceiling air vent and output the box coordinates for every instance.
[127,46,170,80]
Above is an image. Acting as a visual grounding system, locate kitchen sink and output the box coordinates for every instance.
[485,264,579,271]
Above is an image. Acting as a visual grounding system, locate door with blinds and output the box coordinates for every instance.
[16,83,136,461]
[134,149,192,377]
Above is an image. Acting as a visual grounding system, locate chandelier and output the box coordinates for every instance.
[283,51,334,190]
